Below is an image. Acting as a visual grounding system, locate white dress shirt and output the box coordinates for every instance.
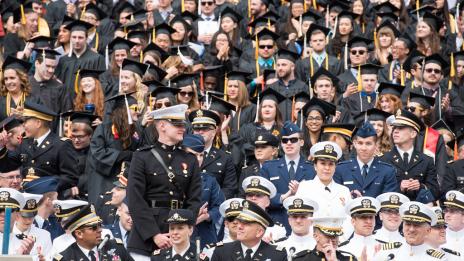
[373,227,405,244]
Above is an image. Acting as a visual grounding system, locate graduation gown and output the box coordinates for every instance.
[230,104,256,134]
[295,54,341,88]
[0,94,41,122]
[55,47,106,99]
[99,70,119,98]
[269,79,308,122]
[337,69,357,95]
[3,33,25,58]
[415,129,447,186]
[341,92,377,123]
[85,122,142,204]
[88,31,112,55]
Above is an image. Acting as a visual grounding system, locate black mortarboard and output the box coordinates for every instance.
[409,91,435,108]
[121,59,149,77]
[403,50,425,73]
[154,23,176,36]
[79,69,104,79]
[451,129,464,148]
[108,37,136,51]
[143,43,169,60]
[397,33,416,50]
[64,111,99,125]
[181,11,199,22]
[354,108,392,124]
[329,0,350,12]
[13,2,33,24]
[0,116,22,132]
[28,36,54,49]
[293,91,311,103]
[424,53,448,70]
[2,56,32,72]
[376,12,398,23]
[171,73,196,88]
[377,82,405,97]
[338,10,358,20]
[65,20,93,32]
[431,119,452,133]
[122,20,144,32]
[412,5,435,16]
[253,87,285,104]
[310,67,339,87]
[359,63,382,75]
[306,23,331,39]
[227,70,252,84]
[255,28,279,41]
[302,97,336,118]
[127,30,147,40]
[422,12,443,32]
[170,45,191,56]
[348,36,372,49]
[261,10,280,21]
[60,15,75,28]
[277,49,299,63]
[146,62,167,81]
[1,3,17,23]
[150,86,180,99]
[119,2,135,13]
[248,16,276,29]
[125,9,147,22]
[105,92,137,109]
[302,9,322,22]
[83,3,106,20]
[32,48,60,59]
[453,51,464,61]
[143,79,166,92]
[377,20,400,37]
[203,65,224,77]
[170,15,192,32]
[209,95,236,115]
[373,1,400,13]
[221,7,242,23]
[263,69,276,82]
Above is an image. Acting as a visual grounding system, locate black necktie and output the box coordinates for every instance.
[89,250,97,261]
[403,152,409,166]
[32,140,38,152]
[288,161,295,180]
[362,164,368,179]
[125,230,130,245]
[42,219,50,230]
[325,187,331,193]
[244,249,253,261]
[173,254,183,261]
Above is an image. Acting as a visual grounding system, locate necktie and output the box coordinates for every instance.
[325,187,331,193]
[362,164,368,179]
[89,250,97,261]
[173,254,183,261]
[205,17,211,21]
[244,249,253,261]
[403,152,409,166]
[32,140,38,153]
[288,161,295,180]
[125,230,130,246]
[42,219,50,230]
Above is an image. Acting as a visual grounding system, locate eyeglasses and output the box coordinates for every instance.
[71,135,89,141]
[307,116,323,122]
[0,175,22,181]
[405,106,423,113]
[155,102,172,109]
[281,137,299,144]
[350,50,366,55]
[201,1,214,5]
[179,91,194,97]
[259,45,274,49]
[425,68,442,74]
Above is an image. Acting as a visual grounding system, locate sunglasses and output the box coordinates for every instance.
[425,68,442,74]
[193,126,215,131]
[405,106,423,113]
[201,1,214,5]
[129,104,139,112]
[179,91,194,97]
[81,223,102,231]
[259,45,274,49]
[281,137,299,144]
[155,102,172,109]
[350,50,366,55]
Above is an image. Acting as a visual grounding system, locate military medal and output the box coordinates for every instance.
[28,168,35,176]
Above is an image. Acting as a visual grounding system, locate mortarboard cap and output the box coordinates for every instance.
[255,28,279,42]
[403,50,425,73]
[409,91,435,108]
[377,82,405,97]
[127,30,147,40]
[424,53,448,70]
[28,35,54,49]
[431,119,452,133]
[376,12,399,23]
[150,86,181,100]
[253,87,285,104]
[373,1,400,13]
[65,19,93,32]
[338,10,358,20]
[359,63,382,75]
[397,33,417,50]
[119,2,135,13]
[422,11,443,32]
[144,43,169,61]
[293,91,311,103]
[203,65,224,77]
[348,36,372,49]
[354,108,392,124]
[226,70,252,84]
[377,20,400,37]
[105,92,138,110]
[221,7,242,23]
[82,3,106,20]
[277,48,299,63]
[209,95,236,116]
[171,73,196,88]
[0,116,22,132]
[121,59,149,77]
[154,23,176,36]
[12,2,33,24]
[61,111,99,126]
[302,9,322,22]
[310,67,339,87]
[79,69,104,79]
[170,15,192,31]
[306,23,330,40]
[302,97,336,118]
[2,55,32,72]
[32,48,60,60]
[108,37,136,51]
[181,11,199,22]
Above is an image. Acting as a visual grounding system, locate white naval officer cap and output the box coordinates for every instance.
[219,198,245,218]
[400,201,437,226]
[242,176,277,199]
[150,104,188,122]
[444,190,464,210]
[376,192,410,210]
[53,199,89,218]
[310,141,342,161]
[345,196,380,216]
[283,196,319,215]
[0,188,25,210]
[20,193,43,217]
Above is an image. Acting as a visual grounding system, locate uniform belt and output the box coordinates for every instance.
[150,200,183,209]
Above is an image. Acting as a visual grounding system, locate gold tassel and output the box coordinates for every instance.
[248,0,251,18]
[304,0,307,12]
[400,64,405,86]
[255,35,259,60]
[373,29,378,49]
[224,73,228,100]
[74,69,80,94]
[80,4,86,20]
[181,0,185,12]
[267,18,271,30]
[312,0,316,10]
[451,52,456,78]
[140,50,143,63]
[152,28,156,42]
[291,96,295,122]
[309,49,314,77]
[20,5,26,25]
[357,65,362,92]
[94,32,99,50]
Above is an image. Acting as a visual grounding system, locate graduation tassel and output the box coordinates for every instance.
[268,18,271,30]
[20,5,26,25]
[105,46,109,70]
[298,15,303,37]
[139,50,143,63]
[74,69,80,94]
[152,28,156,42]
[80,4,86,20]
[373,29,378,49]
[118,65,122,93]
[325,5,330,28]
[248,0,251,18]
[149,94,153,110]
[450,52,456,90]
[400,64,405,86]
[124,94,134,125]
[224,73,228,100]
[343,42,348,71]
[198,0,202,15]
[200,71,205,94]
[291,96,296,122]
[416,0,420,20]
[124,27,128,39]
[332,14,338,39]
[68,38,73,57]
[357,65,362,92]
[309,49,314,77]
[299,110,303,129]
[454,140,459,161]
[66,116,72,138]
[181,0,185,12]
[304,0,307,12]
[254,94,260,123]
[58,115,63,137]
[311,0,316,10]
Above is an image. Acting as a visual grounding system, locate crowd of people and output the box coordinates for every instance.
[0,0,464,259]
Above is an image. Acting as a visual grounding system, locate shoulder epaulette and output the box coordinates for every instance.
[426,249,445,259]
[216,241,223,247]
[60,137,70,141]
[293,250,310,258]
[205,243,216,249]
[375,239,387,244]
[442,248,461,256]
[275,245,284,251]
[338,239,350,247]
[338,250,356,257]
[199,252,208,260]
[137,145,155,151]
[53,253,63,261]
[381,242,402,250]
[337,159,352,165]
[153,249,161,255]
[114,238,123,244]
[225,150,231,154]
[274,236,288,243]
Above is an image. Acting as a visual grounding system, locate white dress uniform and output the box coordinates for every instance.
[338,233,379,260]
[374,242,449,260]
[374,227,405,244]
[442,191,464,255]
[265,224,287,242]
[374,192,409,245]
[12,223,52,260]
[275,233,316,256]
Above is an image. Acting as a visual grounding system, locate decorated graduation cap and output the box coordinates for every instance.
[392,109,425,132]
[348,36,372,49]
[409,91,435,108]
[121,59,149,77]
[277,48,299,63]
[20,193,42,218]
[182,134,205,153]
[312,216,345,237]
[221,6,242,23]
[400,201,437,225]
[220,198,244,218]
[403,50,425,73]
[311,67,339,87]
[376,192,410,210]
[377,82,405,97]
[359,63,382,75]
[345,196,380,216]
[306,23,331,40]
[444,190,464,210]
[82,3,106,20]
[242,176,277,198]
[209,95,236,116]
[226,70,252,84]
[0,116,23,132]
[0,188,25,210]
[166,209,195,226]
[108,37,136,52]
[301,97,336,119]
[63,204,102,232]
[171,73,196,88]
[189,109,221,127]
[283,196,319,216]
[422,11,444,32]
[65,19,94,32]
[23,101,57,121]
[3,55,32,72]
[237,200,274,228]
[254,130,279,147]
[322,123,355,142]
[424,53,448,70]
[53,199,88,218]
[310,141,342,161]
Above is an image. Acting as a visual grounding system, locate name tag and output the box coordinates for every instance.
[343,181,354,185]
[270,176,280,181]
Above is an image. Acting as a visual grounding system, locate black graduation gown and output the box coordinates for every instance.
[3,33,25,58]
[88,31,112,55]
[230,104,256,134]
[295,55,341,89]
[337,69,357,95]
[0,94,41,122]
[85,121,142,204]
[442,159,464,197]
[99,69,119,98]
[44,0,66,36]
[341,91,376,122]
[55,47,106,100]
[415,129,448,186]
[269,79,308,122]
